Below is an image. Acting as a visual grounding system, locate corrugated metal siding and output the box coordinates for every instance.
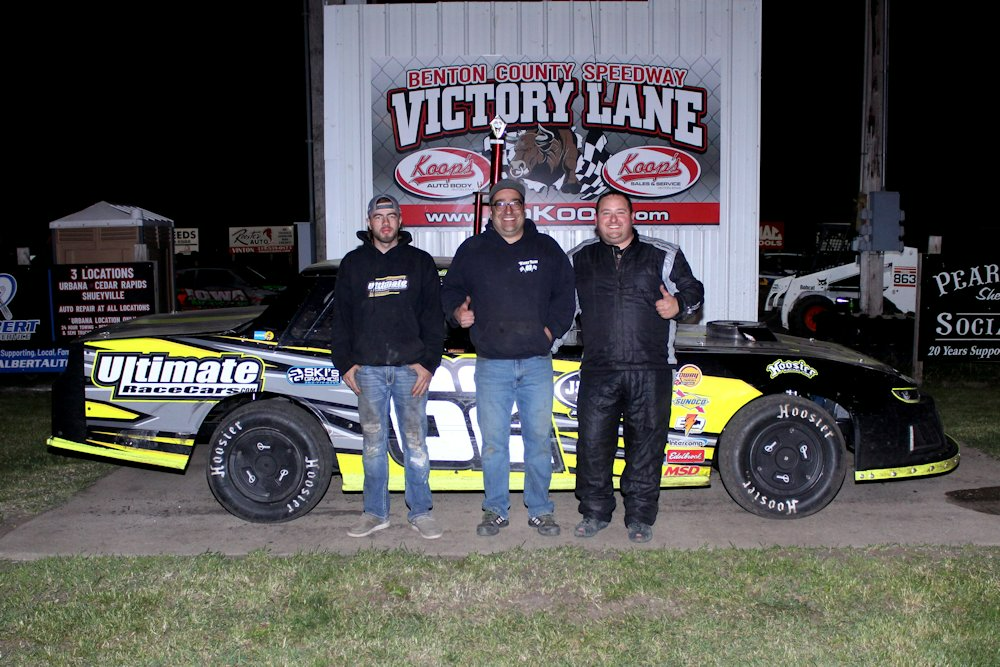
[324,0,761,322]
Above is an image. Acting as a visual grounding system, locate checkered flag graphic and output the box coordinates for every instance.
[575,128,611,201]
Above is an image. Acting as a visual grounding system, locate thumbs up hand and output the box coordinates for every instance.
[655,284,679,320]
[454,295,475,328]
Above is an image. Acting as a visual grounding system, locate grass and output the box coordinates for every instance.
[2,547,998,665]
[1,364,998,665]
[0,387,110,528]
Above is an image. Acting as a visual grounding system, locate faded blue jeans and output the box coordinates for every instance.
[474,355,556,520]
[355,365,432,521]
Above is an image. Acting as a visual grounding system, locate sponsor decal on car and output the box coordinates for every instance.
[92,352,265,400]
[666,448,706,464]
[674,363,702,387]
[663,464,702,477]
[554,370,580,410]
[766,358,818,379]
[675,413,706,435]
[672,389,709,411]
[253,330,275,341]
[287,367,341,385]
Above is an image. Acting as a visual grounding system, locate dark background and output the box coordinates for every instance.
[5,2,988,267]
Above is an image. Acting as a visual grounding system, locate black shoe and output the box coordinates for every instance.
[528,513,561,536]
[477,510,509,537]
[574,516,610,538]
[627,522,652,543]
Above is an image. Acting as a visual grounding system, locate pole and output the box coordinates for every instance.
[475,116,508,235]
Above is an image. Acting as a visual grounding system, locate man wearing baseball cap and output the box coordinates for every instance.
[330,194,445,540]
[441,179,575,537]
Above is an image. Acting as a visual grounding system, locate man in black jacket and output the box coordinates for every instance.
[441,179,575,537]
[569,190,704,543]
[330,195,445,540]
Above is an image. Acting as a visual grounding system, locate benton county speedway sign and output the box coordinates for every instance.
[370,56,721,227]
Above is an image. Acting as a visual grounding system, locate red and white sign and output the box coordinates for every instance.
[603,146,701,198]
[395,148,490,199]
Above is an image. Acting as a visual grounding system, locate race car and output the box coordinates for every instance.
[47,260,959,523]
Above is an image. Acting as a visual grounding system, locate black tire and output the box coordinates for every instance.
[206,400,333,523]
[788,295,834,336]
[718,394,846,519]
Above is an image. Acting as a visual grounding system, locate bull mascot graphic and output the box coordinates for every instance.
[499,125,611,200]
[508,125,582,194]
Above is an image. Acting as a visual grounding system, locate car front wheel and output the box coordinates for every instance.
[206,400,333,523]
[718,394,846,519]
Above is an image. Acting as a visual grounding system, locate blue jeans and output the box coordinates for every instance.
[355,365,432,521]
[474,355,555,520]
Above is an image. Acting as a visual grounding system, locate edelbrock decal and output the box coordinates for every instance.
[93,352,264,399]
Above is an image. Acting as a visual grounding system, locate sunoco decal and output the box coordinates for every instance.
[93,352,265,399]
[672,389,709,411]
[287,367,341,385]
[766,359,818,379]
[395,148,490,199]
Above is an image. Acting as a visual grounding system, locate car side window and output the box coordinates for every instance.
[280,276,338,347]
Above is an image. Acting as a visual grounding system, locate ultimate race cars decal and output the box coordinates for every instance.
[92,352,265,399]
[371,55,720,227]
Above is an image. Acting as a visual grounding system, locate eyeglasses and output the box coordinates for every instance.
[492,200,524,210]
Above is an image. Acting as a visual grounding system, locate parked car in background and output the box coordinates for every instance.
[175,267,284,311]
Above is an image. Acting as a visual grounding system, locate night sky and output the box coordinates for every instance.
[6,2,984,263]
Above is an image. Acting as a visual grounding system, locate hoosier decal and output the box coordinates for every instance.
[93,352,265,399]
[766,358,818,379]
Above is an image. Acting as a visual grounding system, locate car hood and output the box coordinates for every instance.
[78,306,266,341]
[676,321,899,374]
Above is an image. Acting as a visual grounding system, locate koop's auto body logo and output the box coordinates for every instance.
[93,352,264,400]
[602,145,701,197]
[395,148,490,199]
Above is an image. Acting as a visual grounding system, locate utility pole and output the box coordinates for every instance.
[857,0,888,316]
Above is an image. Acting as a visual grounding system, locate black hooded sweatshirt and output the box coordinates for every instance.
[329,230,443,374]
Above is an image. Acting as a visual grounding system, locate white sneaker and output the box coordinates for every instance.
[347,513,390,537]
[409,514,443,540]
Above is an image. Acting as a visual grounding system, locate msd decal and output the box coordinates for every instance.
[394,148,490,199]
[93,352,264,400]
[602,146,701,198]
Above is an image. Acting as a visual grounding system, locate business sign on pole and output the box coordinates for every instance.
[371,56,721,227]
[918,255,999,362]
[174,228,200,254]
[229,226,295,254]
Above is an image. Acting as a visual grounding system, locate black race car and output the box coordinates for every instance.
[48,260,959,523]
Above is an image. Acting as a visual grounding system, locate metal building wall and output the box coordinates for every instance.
[324,0,762,322]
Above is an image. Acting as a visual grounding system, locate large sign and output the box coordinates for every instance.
[0,268,67,374]
[918,256,999,362]
[372,56,721,227]
[51,263,157,342]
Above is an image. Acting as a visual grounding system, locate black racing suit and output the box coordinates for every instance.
[569,234,704,527]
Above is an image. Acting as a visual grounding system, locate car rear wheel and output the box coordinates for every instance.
[718,395,846,519]
[207,400,333,523]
